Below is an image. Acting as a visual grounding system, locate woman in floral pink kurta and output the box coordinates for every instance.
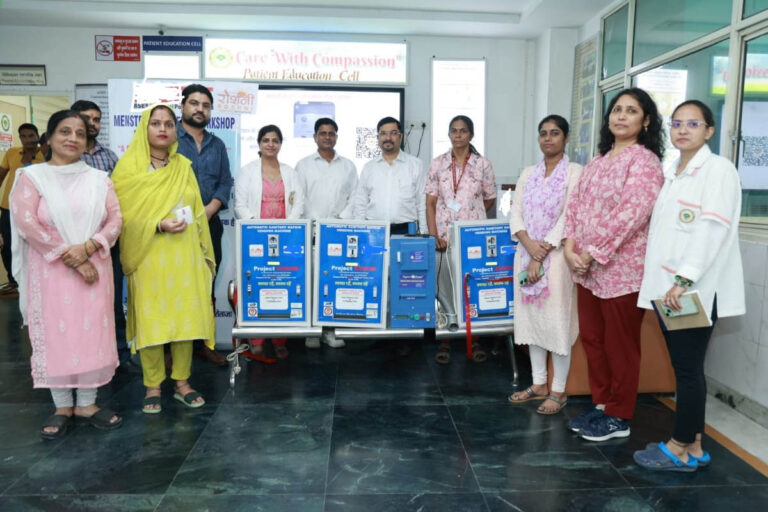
[562,88,664,442]
[426,115,496,363]
[11,110,122,439]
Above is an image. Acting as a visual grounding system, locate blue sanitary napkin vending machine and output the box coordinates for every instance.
[389,235,436,328]
[236,219,312,327]
[314,220,389,328]
[450,220,517,328]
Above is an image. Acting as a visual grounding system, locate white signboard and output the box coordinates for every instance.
[205,38,407,85]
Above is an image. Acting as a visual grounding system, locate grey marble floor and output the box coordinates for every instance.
[0,300,766,511]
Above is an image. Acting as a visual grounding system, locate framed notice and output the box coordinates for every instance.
[314,220,389,328]
[0,65,46,86]
[569,36,599,165]
[236,219,312,327]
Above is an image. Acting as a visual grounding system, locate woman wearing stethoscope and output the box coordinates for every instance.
[634,100,745,472]
[425,115,497,364]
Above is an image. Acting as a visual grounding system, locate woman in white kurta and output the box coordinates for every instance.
[508,115,581,415]
[11,110,122,438]
[233,124,304,359]
[633,100,744,472]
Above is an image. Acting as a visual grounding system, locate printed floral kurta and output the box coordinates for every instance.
[425,151,497,243]
[563,144,663,299]
[12,172,121,388]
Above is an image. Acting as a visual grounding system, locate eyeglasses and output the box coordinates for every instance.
[668,120,707,129]
[378,130,401,137]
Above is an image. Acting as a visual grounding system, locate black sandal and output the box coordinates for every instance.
[435,342,451,364]
[471,342,487,363]
[40,414,74,440]
[76,408,123,430]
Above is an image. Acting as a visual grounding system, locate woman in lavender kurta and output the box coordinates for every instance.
[11,110,123,439]
[508,115,581,415]
[426,115,496,364]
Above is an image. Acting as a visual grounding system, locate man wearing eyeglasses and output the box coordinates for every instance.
[176,83,232,367]
[352,117,427,235]
[296,117,358,349]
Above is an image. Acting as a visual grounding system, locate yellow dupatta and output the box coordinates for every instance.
[111,105,214,277]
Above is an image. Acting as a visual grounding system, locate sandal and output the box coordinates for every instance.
[537,394,568,415]
[633,442,698,472]
[173,383,205,409]
[435,342,451,364]
[142,388,162,414]
[643,442,711,468]
[508,386,548,404]
[471,342,487,363]
[76,408,123,430]
[40,414,73,440]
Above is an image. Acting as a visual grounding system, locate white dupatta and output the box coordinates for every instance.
[10,161,108,323]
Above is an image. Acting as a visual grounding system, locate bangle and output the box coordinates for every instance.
[674,275,693,288]
[157,221,163,233]
[83,241,90,257]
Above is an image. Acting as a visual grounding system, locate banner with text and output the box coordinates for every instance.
[205,38,407,85]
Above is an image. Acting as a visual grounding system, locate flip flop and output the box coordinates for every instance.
[40,414,73,440]
[633,442,698,472]
[76,408,123,430]
[174,388,205,409]
[508,386,548,404]
[142,395,162,414]
[537,394,568,415]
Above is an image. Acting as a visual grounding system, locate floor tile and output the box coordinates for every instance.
[5,407,214,495]
[326,404,480,494]
[325,492,489,511]
[637,484,768,511]
[450,403,630,492]
[486,489,653,512]
[157,493,324,511]
[0,494,160,512]
[167,403,333,495]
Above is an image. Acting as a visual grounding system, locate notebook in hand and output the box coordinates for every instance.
[651,290,712,331]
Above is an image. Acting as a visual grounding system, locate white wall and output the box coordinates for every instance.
[0,25,529,183]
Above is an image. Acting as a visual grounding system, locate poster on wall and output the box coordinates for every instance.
[107,78,259,345]
[0,113,13,152]
[738,101,768,190]
[569,36,598,165]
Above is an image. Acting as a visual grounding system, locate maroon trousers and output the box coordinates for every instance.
[577,285,645,419]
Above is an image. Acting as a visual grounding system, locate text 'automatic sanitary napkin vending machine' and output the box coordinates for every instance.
[451,220,517,328]
[236,219,312,327]
[389,235,436,328]
[314,220,389,328]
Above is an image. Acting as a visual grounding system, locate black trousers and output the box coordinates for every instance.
[208,214,223,301]
[664,298,718,444]
[0,207,16,286]
[111,241,129,363]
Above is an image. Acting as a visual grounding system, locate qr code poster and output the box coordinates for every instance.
[356,127,381,160]
[742,136,768,167]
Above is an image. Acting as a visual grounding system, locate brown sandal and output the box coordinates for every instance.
[536,394,568,415]
[508,386,548,404]
[435,342,451,364]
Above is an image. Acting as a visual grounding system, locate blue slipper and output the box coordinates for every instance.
[689,451,711,467]
[634,442,698,472]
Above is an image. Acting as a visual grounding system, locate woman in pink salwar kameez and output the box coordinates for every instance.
[10,110,123,440]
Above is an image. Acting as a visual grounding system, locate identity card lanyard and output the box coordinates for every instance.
[451,152,470,196]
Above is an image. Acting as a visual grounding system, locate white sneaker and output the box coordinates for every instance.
[305,337,321,349]
[322,332,346,348]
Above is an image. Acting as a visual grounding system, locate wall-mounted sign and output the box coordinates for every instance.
[0,113,13,151]
[95,35,141,61]
[143,36,203,53]
[0,65,46,86]
[205,38,407,85]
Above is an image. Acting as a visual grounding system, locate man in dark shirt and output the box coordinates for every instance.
[176,84,232,366]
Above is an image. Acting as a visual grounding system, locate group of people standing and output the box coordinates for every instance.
[4,83,745,475]
[509,88,744,474]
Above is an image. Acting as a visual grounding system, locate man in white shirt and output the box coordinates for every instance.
[352,117,427,235]
[296,117,357,220]
[296,117,358,349]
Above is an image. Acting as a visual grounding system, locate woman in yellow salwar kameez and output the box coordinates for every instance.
[112,104,215,414]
